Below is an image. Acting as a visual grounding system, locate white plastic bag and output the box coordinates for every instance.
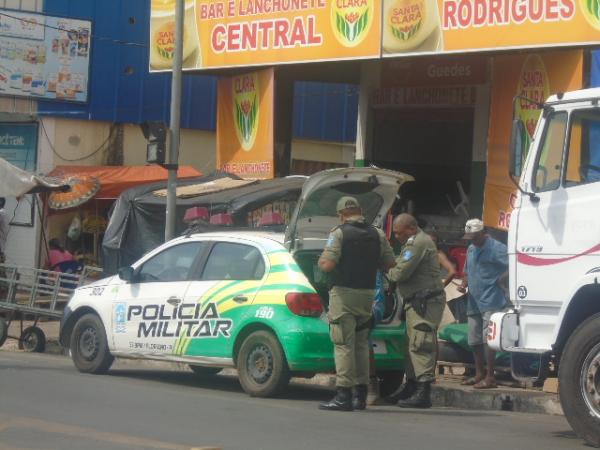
[67,216,82,241]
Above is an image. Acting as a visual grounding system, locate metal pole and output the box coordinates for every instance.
[165,0,185,241]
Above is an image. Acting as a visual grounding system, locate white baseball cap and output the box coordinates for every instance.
[463,218,485,239]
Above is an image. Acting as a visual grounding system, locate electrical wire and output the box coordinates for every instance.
[39,118,115,162]
[0,11,147,48]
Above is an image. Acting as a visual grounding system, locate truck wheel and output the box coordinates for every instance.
[559,313,600,447]
[70,314,114,374]
[18,326,46,353]
[237,330,290,397]
[0,319,7,347]
[189,365,222,376]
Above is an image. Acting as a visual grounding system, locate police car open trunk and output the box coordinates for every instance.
[285,167,414,307]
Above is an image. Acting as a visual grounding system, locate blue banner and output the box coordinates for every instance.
[0,122,38,171]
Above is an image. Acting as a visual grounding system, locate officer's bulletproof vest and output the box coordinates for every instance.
[332,222,380,289]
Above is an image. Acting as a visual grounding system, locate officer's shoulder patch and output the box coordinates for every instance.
[406,235,416,245]
[403,249,413,261]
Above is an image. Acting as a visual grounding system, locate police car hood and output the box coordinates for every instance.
[285,167,413,251]
[76,275,118,291]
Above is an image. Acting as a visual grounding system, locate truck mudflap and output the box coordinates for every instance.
[487,311,518,351]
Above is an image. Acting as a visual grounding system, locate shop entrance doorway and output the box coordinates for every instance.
[371,107,475,235]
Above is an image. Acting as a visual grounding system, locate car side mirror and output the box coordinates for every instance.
[509,119,527,179]
[118,266,134,282]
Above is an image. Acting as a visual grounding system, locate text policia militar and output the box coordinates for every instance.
[127,302,233,339]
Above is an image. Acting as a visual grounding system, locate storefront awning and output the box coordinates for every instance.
[47,165,202,200]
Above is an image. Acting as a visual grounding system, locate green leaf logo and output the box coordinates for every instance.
[391,20,422,41]
[335,10,370,43]
[157,46,174,60]
[235,95,258,146]
[586,0,600,21]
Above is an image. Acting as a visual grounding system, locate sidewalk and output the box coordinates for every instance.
[1,319,563,416]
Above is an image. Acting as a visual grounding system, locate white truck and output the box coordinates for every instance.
[488,87,600,446]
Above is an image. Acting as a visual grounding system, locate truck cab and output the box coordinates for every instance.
[488,88,600,447]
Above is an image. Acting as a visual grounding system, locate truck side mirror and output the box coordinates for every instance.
[509,119,527,179]
[118,266,135,282]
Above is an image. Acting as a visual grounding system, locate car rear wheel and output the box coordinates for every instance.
[70,313,114,374]
[237,330,290,397]
[189,365,222,376]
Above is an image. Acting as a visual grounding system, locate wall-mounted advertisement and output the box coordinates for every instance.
[150,0,382,70]
[483,50,584,231]
[0,9,91,102]
[217,68,274,179]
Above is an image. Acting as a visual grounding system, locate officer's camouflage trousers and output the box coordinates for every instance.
[328,288,373,388]
[404,294,446,383]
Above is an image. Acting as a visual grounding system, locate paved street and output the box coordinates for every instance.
[0,351,586,450]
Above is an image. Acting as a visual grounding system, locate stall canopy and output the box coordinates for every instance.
[47,165,202,200]
[102,173,306,274]
[0,157,69,197]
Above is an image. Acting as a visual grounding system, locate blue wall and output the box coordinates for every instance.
[39,1,359,141]
[293,82,358,143]
[592,50,600,87]
[40,0,217,130]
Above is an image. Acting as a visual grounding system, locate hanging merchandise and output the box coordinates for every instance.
[82,215,107,234]
[67,215,82,241]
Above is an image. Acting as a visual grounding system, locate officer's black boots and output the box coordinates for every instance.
[352,384,368,410]
[319,387,354,411]
[396,382,432,408]
[384,378,417,404]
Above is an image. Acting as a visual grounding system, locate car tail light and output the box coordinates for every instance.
[285,293,323,317]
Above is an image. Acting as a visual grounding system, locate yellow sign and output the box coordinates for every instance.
[150,0,381,70]
[217,68,274,179]
[382,0,600,56]
[483,51,583,230]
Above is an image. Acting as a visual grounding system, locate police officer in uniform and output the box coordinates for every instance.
[386,213,445,408]
[318,196,395,412]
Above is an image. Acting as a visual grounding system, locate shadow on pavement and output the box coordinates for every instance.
[106,369,333,401]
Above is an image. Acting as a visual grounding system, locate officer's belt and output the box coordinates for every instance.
[403,289,444,304]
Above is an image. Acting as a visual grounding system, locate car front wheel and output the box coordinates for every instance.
[237,330,290,397]
[70,313,114,374]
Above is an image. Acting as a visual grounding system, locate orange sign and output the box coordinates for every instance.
[382,0,600,57]
[151,0,383,70]
[482,50,583,230]
[217,68,274,179]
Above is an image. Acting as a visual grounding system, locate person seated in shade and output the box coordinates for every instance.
[47,238,75,272]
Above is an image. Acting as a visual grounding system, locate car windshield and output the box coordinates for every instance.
[298,183,384,223]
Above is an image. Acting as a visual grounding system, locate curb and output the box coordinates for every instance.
[4,341,563,416]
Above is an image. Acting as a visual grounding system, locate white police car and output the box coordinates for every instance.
[60,167,413,397]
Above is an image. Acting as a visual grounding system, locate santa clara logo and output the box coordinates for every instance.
[330,0,374,47]
[233,72,259,151]
[580,0,600,29]
[387,0,426,42]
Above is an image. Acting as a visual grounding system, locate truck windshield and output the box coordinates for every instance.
[533,111,567,192]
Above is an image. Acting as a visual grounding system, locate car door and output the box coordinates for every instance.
[174,239,267,360]
[112,241,207,357]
